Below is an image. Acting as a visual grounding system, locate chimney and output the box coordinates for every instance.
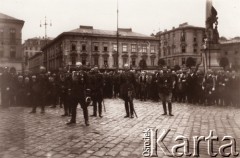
[80,25,93,29]
[179,22,188,27]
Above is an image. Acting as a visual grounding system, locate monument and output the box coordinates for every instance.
[203,0,221,69]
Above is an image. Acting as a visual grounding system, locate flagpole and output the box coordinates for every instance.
[116,0,119,70]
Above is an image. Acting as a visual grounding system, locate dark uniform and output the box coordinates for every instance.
[158,70,174,116]
[23,76,32,107]
[15,75,25,106]
[113,71,121,98]
[66,71,89,126]
[47,76,58,108]
[59,74,69,116]
[0,69,13,108]
[186,72,198,104]
[120,72,135,118]
[139,72,147,101]
[89,70,104,117]
[202,72,216,105]
[30,73,47,113]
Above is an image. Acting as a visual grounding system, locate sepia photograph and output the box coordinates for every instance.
[0,0,240,157]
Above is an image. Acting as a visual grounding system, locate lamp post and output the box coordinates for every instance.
[40,16,52,39]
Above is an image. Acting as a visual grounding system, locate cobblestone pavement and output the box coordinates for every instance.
[0,99,240,158]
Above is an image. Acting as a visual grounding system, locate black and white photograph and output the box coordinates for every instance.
[0,0,240,157]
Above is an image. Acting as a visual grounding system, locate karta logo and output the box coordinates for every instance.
[142,129,239,157]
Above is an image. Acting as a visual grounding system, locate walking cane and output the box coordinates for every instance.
[102,99,106,112]
[133,106,138,118]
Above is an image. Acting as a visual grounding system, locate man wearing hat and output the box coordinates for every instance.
[15,75,25,106]
[89,67,104,118]
[66,67,89,126]
[158,68,175,116]
[0,67,12,107]
[30,66,47,113]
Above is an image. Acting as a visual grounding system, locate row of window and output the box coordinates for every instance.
[0,47,16,58]
[70,43,156,53]
[0,28,16,39]
[224,51,239,55]
[163,58,188,66]
[160,30,203,43]
[25,47,41,51]
[162,46,198,56]
[69,57,156,67]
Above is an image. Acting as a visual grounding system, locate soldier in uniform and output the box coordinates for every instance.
[0,67,12,108]
[59,73,69,116]
[120,69,136,118]
[186,69,198,104]
[202,69,216,105]
[47,75,58,108]
[30,66,47,113]
[139,71,147,101]
[66,70,89,126]
[89,67,104,118]
[15,75,25,106]
[113,71,120,98]
[158,68,175,116]
[24,76,32,107]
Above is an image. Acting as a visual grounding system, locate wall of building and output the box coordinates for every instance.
[219,41,240,69]
[0,17,24,72]
[43,35,159,71]
[158,25,205,68]
[23,37,51,71]
[28,52,43,73]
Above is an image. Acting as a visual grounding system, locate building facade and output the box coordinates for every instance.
[42,26,159,71]
[156,23,205,68]
[219,39,240,70]
[23,37,51,71]
[0,13,24,72]
[28,52,43,73]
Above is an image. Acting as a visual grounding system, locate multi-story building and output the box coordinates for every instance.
[0,13,24,72]
[42,25,159,71]
[219,38,240,70]
[28,52,43,73]
[23,37,51,70]
[156,23,205,67]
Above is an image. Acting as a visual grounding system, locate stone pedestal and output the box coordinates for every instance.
[205,43,220,68]
[200,43,220,70]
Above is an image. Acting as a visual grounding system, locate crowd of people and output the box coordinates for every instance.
[0,66,239,125]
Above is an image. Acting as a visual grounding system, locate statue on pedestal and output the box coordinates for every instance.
[206,6,219,44]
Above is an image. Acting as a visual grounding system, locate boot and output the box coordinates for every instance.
[162,102,167,115]
[168,102,174,116]
[85,120,90,126]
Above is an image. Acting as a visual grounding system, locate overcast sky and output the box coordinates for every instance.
[0,0,240,41]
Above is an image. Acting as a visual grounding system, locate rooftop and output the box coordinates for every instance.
[220,39,240,44]
[69,25,152,38]
[0,12,24,24]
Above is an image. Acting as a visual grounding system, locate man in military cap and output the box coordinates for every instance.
[0,67,12,108]
[30,66,47,113]
[15,75,25,106]
[89,67,104,118]
[24,76,32,107]
[120,64,136,118]
[158,67,175,116]
[139,71,147,101]
[66,68,89,126]
[202,69,216,105]
[59,73,69,116]
[120,71,136,118]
